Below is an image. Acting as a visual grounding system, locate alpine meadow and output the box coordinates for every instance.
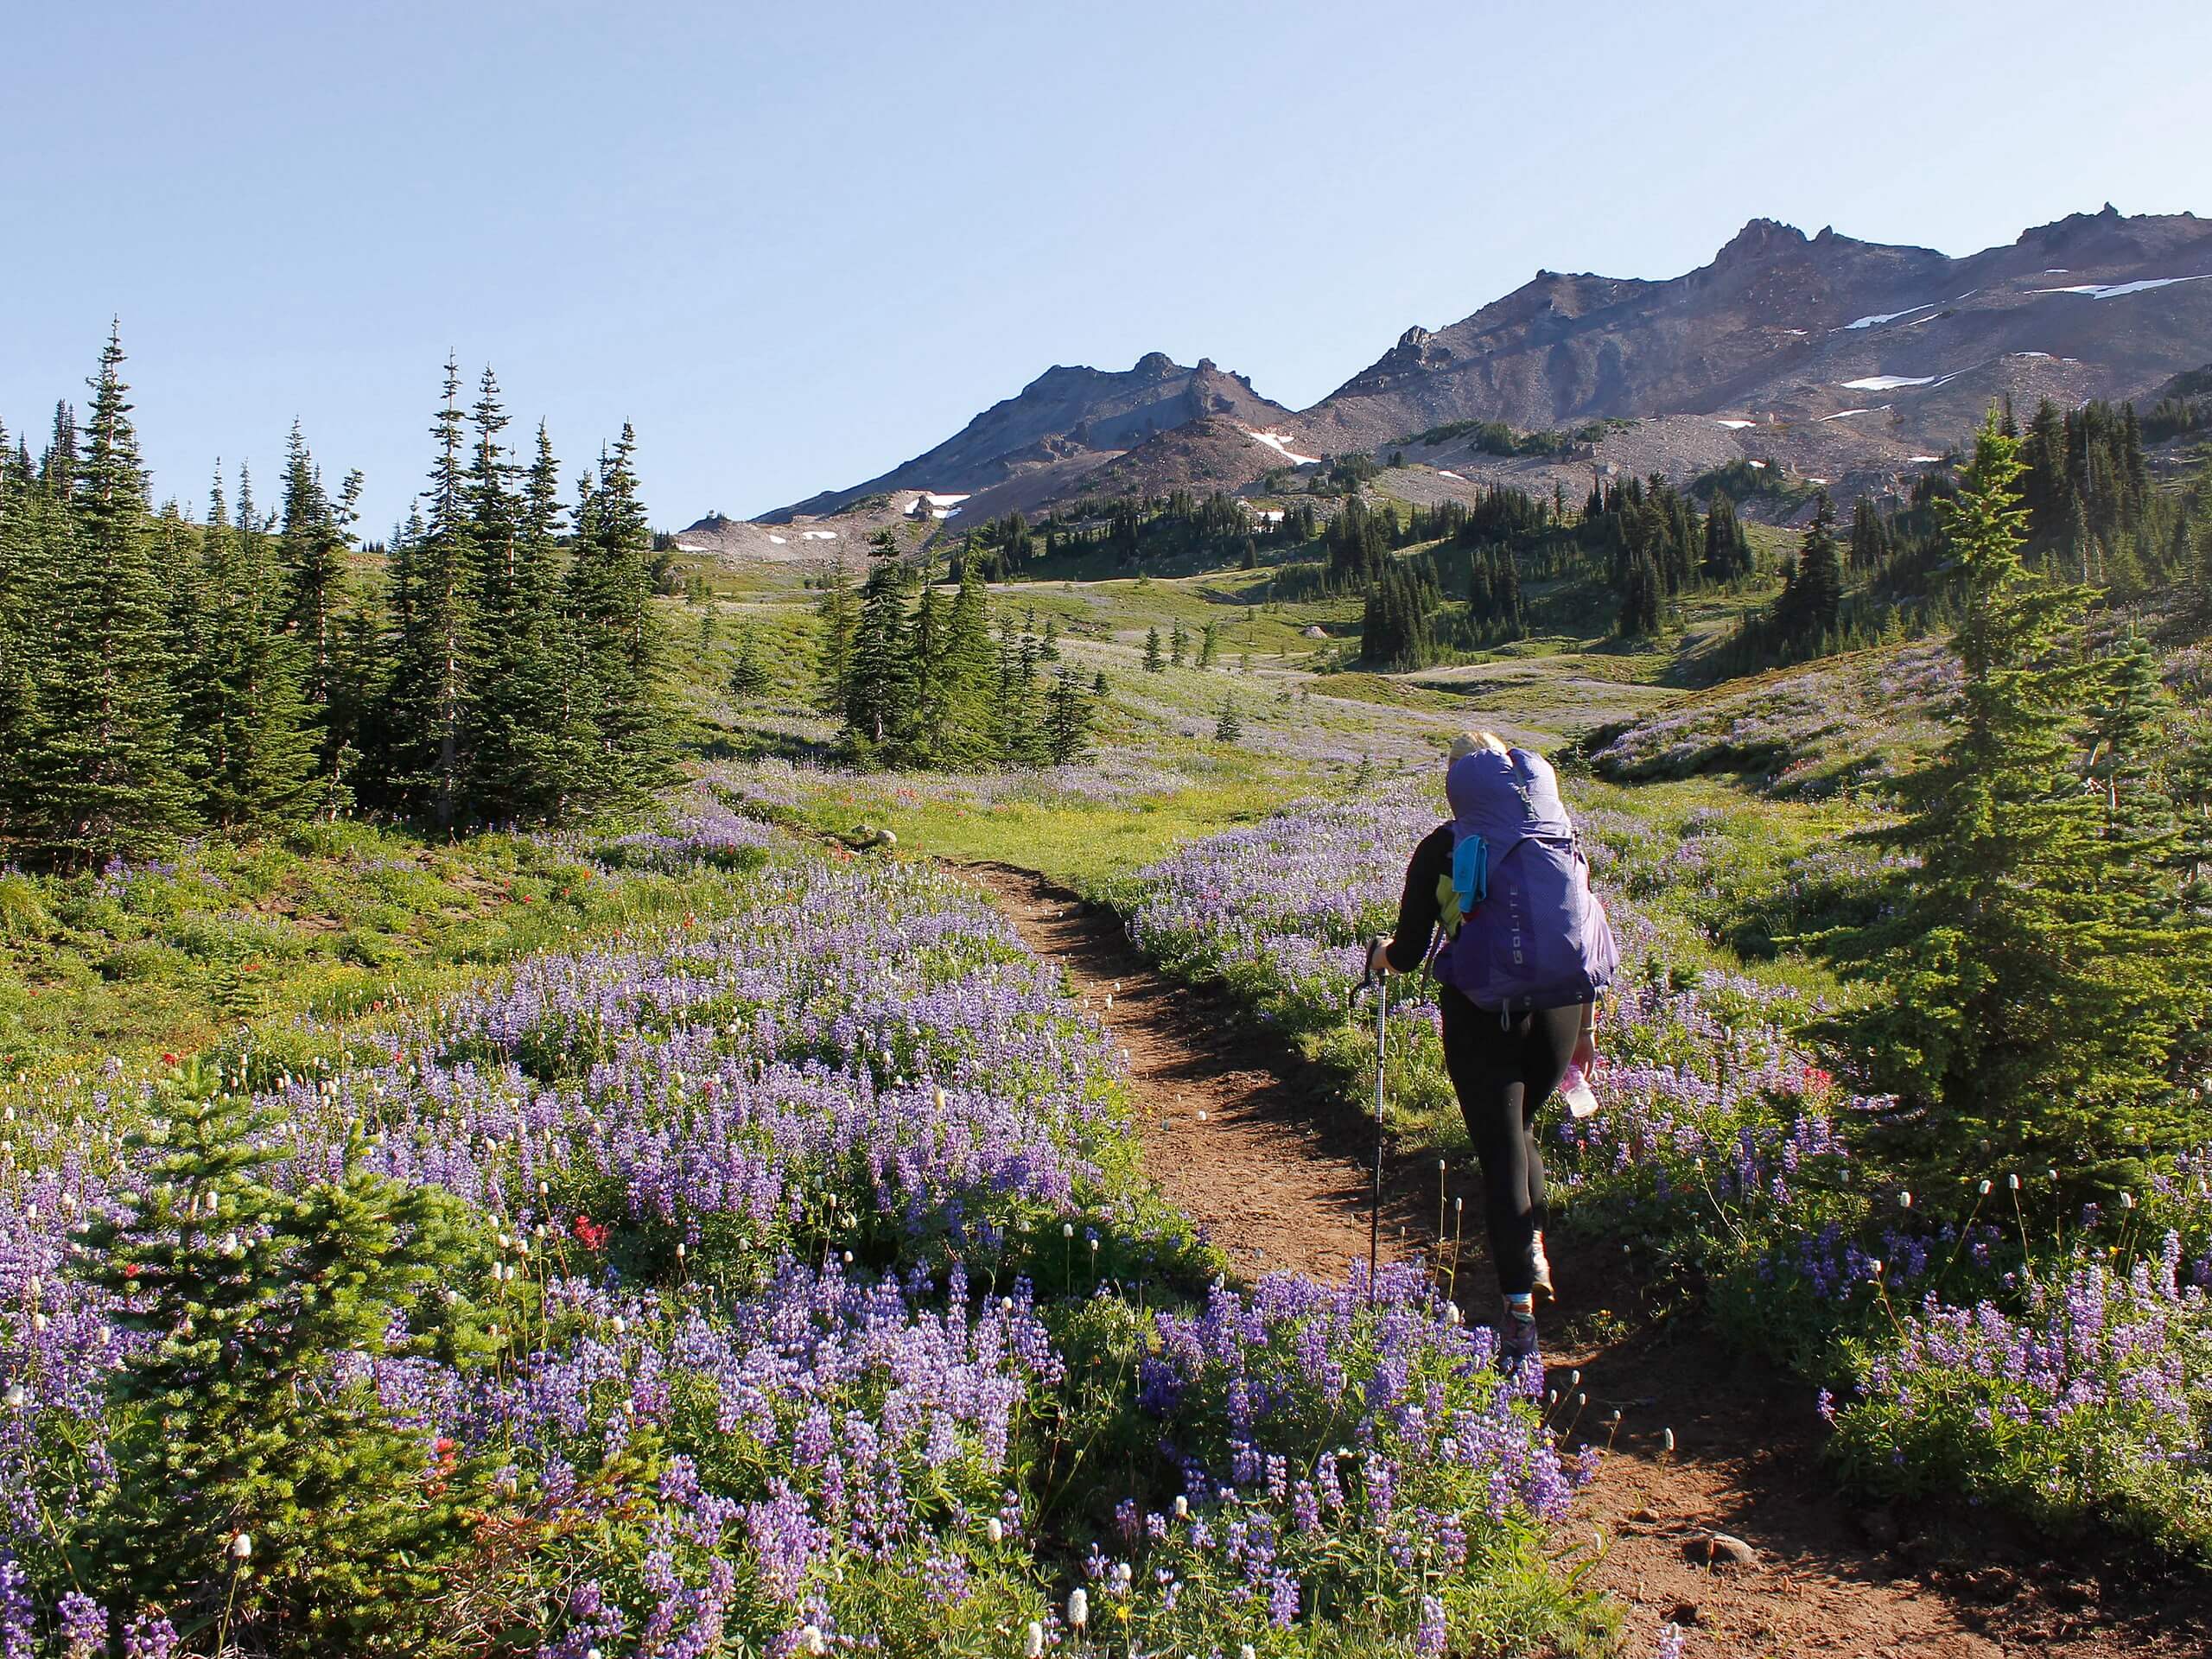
[5,6,2212,1657]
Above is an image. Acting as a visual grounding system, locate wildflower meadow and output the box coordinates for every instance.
[1118,782,2212,1560]
[0,817,1611,1656]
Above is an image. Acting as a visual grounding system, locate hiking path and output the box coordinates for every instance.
[957,859,2209,1659]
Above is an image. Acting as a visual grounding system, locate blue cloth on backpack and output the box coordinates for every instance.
[1451,833,1488,913]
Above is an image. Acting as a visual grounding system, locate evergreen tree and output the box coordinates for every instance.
[932,556,998,770]
[13,328,196,866]
[905,566,948,763]
[842,531,915,755]
[383,357,477,830]
[1848,494,1891,574]
[569,425,671,804]
[1169,618,1189,667]
[278,422,353,718]
[187,467,321,830]
[728,623,771,699]
[1825,416,2206,1198]
[1198,620,1219,667]
[1701,490,1752,582]
[1618,549,1664,638]
[1143,626,1166,672]
[1776,492,1842,650]
[1040,613,1060,661]
[470,421,591,822]
[812,551,855,715]
[75,1065,497,1652]
[2088,632,2178,849]
[1214,697,1243,743]
[1045,667,1094,764]
[989,613,1044,766]
[0,426,43,833]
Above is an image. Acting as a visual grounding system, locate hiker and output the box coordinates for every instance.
[1365,730,1618,1360]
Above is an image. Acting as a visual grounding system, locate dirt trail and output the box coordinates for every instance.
[959,860,2209,1659]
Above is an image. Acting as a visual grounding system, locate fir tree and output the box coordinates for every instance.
[1847,494,1890,573]
[1618,549,1664,638]
[812,551,855,715]
[0,427,42,832]
[75,1065,499,1652]
[1198,620,1219,667]
[2088,632,2178,849]
[187,467,321,830]
[1701,490,1752,582]
[1825,416,2206,1198]
[1041,614,1061,661]
[905,565,948,764]
[1214,697,1243,743]
[932,556,998,770]
[569,425,671,804]
[1169,618,1189,667]
[842,531,915,755]
[1776,492,1842,650]
[1143,626,1166,672]
[1045,667,1094,764]
[278,422,352,717]
[990,613,1045,766]
[728,623,771,699]
[384,357,478,830]
[470,421,591,822]
[13,328,196,865]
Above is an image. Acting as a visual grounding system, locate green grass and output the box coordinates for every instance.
[0,815,764,1070]
[781,775,1287,887]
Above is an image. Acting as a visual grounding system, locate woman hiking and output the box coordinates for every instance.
[1365,731,1618,1360]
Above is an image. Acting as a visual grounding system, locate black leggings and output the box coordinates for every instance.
[1438,990,1583,1296]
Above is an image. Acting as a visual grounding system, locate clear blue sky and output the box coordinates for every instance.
[3,0,2207,534]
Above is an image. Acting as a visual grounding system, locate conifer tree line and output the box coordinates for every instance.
[814,533,1098,768]
[1825,412,2212,1198]
[0,332,669,869]
[963,488,1294,577]
[1720,396,2212,674]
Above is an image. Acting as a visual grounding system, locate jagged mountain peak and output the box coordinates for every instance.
[736,207,2210,537]
[1713,217,1810,264]
[1300,206,2212,454]
[764,350,1292,522]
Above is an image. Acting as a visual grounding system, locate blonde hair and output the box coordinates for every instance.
[1447,730,1511,761]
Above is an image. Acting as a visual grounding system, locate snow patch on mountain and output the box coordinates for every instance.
[1244,429,1319,466]
[1844,304,1936,329]
[901,492,972,517]
[2034,274,2212,301]
[1841,374,1937,391]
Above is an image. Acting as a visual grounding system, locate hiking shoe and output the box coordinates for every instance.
[1530,1232,1555,1302]
[1498,1309,1540,1364]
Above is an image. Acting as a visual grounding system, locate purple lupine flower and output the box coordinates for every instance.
[1415,1592,1447,1655]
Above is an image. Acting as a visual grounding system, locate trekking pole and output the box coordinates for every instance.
[1358,946,1387,1306]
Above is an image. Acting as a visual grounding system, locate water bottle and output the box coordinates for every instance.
[1560,1063,1599,1120]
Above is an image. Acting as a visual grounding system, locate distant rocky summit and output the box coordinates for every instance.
[724,207,2210,542]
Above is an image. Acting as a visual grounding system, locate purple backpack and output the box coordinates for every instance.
[1432,747,1618,1014]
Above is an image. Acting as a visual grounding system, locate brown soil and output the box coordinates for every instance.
[958,860,2212,1659]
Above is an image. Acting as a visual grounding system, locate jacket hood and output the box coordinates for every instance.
[1446,747,1573,842]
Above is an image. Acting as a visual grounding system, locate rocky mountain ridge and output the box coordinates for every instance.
[694,207,2210,553]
